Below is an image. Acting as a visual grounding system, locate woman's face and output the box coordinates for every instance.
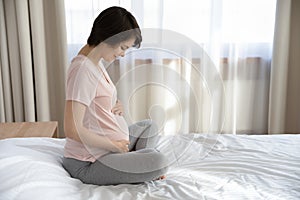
[102,37,136,62]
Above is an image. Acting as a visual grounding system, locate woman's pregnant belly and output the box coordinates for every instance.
[92,96,129,140]
[110,114,129,140]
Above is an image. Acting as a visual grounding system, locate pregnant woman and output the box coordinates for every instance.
[62,6,168,185]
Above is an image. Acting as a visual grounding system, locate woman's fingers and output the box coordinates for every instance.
[120,140,130,144]
[111,100,124,115]
[112,109,122,115]
[121,140,129,152]
[111,140,129,153]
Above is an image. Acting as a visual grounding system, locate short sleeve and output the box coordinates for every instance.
[66,64,98,106]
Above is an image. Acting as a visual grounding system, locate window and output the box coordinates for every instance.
[64,0,277,60]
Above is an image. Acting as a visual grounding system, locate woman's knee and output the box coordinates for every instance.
[143,119,158,134]
[135,119,158,135]
[136,119,154,127]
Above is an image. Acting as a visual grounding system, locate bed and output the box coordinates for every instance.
[0,133,299,200]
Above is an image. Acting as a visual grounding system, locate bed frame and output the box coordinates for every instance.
[0,121,58,139]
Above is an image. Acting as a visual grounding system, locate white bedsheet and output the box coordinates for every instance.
[0,134,299,200]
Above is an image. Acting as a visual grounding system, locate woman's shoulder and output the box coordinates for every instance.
[68,55,98,75]
[70,54,90,67]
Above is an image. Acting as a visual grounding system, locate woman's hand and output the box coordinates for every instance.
[110,139,130,153]
[111,99,124,115]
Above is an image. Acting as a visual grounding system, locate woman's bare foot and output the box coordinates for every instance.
[155,175,166,180]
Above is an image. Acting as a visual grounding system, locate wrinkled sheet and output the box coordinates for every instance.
[0,134,300,200]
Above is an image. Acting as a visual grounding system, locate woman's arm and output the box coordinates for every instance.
[64,100,129,153]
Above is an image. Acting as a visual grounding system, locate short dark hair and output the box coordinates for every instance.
[87,6,142,48]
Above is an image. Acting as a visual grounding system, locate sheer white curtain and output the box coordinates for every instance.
[64,0,277,135]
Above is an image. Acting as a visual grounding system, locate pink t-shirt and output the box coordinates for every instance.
[64,55,129,162]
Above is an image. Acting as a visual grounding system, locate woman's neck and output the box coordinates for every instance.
[78,44,101,66]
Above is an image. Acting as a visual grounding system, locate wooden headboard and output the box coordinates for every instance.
[0,121,58,139]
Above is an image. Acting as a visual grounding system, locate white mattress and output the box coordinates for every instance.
[0,133,299,200]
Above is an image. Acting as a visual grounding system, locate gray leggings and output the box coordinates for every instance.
[62,119,169,185]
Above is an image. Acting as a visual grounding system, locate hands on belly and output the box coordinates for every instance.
[111,99,123,116]
[110,139,130,153]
